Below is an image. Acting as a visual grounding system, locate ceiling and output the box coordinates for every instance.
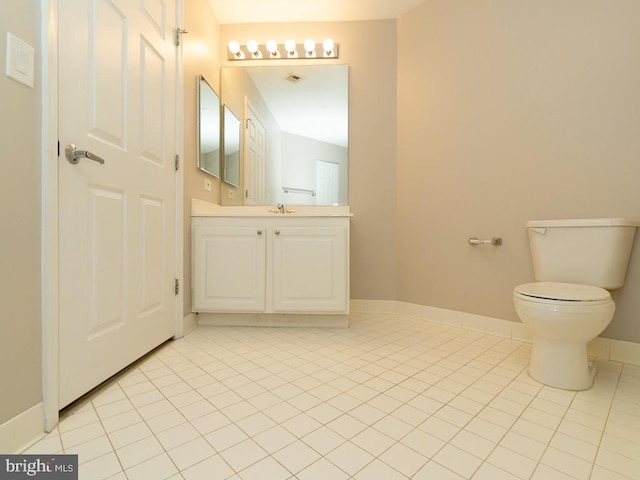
[208,0,428,24]
[245,65,348,147]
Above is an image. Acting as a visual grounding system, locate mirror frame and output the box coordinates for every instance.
[197,75,221,178]
[222,104,241,187]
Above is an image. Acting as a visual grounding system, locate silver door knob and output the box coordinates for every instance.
[65,144,105,165]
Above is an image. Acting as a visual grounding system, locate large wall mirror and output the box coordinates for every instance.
[197,75,221,177]
[221,64,348,205]
[223,105,241,187]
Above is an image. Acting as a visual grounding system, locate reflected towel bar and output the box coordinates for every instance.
[283,187,316,196]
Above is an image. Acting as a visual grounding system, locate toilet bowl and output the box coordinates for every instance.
[513,218,638,390]
[513,282,615,390]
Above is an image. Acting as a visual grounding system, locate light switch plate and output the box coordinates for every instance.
[6,33,35,88]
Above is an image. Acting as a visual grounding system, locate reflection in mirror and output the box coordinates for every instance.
[221,64,348,205]
[197,75,221,177]
[223,105,241,187]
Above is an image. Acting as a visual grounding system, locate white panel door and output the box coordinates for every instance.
[192,225,266,312]
[58,0,177,408]
[271,226,348,313]
[244,99,266,205]
[316,160,339,205]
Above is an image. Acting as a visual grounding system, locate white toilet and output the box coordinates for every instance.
[513,218,638,390]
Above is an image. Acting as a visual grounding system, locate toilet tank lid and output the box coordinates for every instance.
[514,282,611,302]
[526,218,640,228]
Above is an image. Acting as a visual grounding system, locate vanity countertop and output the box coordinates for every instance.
[191,198,353,217]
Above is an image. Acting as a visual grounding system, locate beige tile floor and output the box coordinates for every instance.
[26,313,640,479]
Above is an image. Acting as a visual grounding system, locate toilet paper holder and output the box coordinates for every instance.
[468,237,503,246]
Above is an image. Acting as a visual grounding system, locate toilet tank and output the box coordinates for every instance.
[527,218,639,289]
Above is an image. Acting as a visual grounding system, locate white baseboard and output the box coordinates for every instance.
[0,402,44,454]
[183,312,197,336]
[610,339,640,365]
[351,299,640,367]
[196,312,348,328]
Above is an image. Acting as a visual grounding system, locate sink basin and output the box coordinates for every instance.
[268,209,297,214]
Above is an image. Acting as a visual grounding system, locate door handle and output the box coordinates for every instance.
[65,144,105,165]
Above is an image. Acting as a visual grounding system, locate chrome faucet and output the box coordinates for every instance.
[276,203,285,214]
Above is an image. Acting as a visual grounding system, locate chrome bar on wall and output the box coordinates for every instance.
[282,187,316,196]
[468,237,503,246]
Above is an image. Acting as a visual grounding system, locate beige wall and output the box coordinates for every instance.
[182,0,222,316]
[397,0,640,342]
[220,21,398,301]
[0,1,42,424]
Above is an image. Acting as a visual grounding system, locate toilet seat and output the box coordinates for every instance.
[514,282,611,306]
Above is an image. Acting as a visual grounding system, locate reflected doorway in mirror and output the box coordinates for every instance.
[244,99,267,204]
[222,105,241,187]
[316,160,339,205]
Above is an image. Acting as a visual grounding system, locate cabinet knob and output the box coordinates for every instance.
[275,230,280,235]
[257,230,263,235]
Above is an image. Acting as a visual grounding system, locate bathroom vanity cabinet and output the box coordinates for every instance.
[192,211,350,315]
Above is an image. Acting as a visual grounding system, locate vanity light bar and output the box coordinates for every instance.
[227,38,338,61]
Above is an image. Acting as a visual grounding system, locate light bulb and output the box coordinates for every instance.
[228,40,240,54]
[246,40,258,54]
[323,38,334,54]
[284,39,296,53]
[304,38,316,53]
[266,40,278,54]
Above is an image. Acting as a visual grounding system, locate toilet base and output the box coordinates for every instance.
[529,337,597,390]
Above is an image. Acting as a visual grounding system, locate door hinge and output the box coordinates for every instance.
[175,154,180,171]
[174,278,179,295]
[175,28,188,46]
[57,140,60,157]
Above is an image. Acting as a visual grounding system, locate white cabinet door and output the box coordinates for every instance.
[193,226,266,312]
[271,226,348,313]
